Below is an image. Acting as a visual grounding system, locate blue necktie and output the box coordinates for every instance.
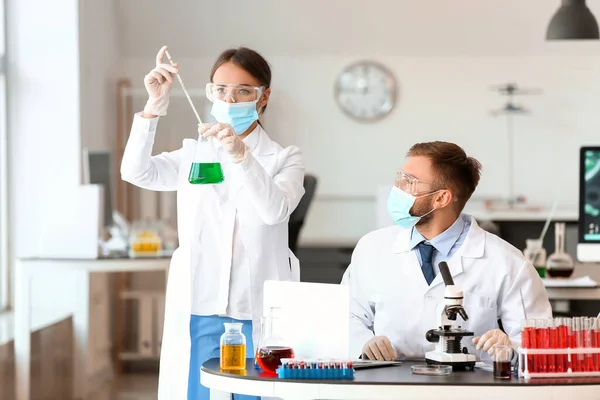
[418,242,436,285]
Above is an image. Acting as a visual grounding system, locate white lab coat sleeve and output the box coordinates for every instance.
[341,241,376,358]
[237,145,305,225]
[499,259,553,348]
[120,112,183,191]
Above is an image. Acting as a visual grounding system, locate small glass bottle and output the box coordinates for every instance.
[220,323,246,371]
[188,135,224,184]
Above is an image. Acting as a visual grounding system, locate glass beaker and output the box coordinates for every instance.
[220,323,246,371]
[492,345,513,379]
[188,135,224,184]
[256,307,294,374]
[523,239,547,278]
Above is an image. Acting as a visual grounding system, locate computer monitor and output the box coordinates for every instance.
[82,149,114,229]
[577,146,600,262]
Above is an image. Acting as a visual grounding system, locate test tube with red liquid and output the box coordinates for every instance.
[547,318,557,373]
[555,317,568,373]
[573,317,584,372]
[521,319,537,373]
[594,317,600,372]
[582,318,593,372]
[536,319,549,373]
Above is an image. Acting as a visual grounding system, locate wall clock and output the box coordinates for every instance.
[334,61,397,122]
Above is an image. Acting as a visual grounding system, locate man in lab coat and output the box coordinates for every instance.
[342,141,552,361]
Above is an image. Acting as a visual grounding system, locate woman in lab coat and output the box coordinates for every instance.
[121,46,305,400]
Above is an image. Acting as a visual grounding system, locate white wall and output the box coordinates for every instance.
[7,0,82,259]
[119,0,600,245]
[6,1,120,311]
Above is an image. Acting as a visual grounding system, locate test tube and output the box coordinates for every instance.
[573,317,583,372]
[555,317,567,373]
[547,318,557,373]
[583,317,595,372]
[536,319,549,373]
[594,317,600,372]
[522,319,537,373]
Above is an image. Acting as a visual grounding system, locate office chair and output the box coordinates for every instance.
[288,174,318,253]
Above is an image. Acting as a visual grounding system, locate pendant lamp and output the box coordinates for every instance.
[547,0,599,40]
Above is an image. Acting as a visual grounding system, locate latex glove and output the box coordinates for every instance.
[199,123,247,163]
[142,45,178,116]
[473,329,512,357]
[361,336,398,361]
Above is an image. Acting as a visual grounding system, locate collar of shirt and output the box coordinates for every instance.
[211,124,261,153]
[409,214,467,257]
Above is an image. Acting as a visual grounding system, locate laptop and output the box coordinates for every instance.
[262,281,350,360]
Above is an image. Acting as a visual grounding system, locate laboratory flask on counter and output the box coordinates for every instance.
[188,135,224,184]
[256,307,295,374]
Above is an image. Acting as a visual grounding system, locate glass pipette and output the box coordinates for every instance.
[164,50,203,125]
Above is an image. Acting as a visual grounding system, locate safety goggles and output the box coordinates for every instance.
[206,83,265,103]
[394,170,435,196]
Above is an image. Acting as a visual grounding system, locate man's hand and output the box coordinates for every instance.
[473,329,511,356]
[362,336,397,361]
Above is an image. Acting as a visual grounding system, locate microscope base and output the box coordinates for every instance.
[425,351,476,371]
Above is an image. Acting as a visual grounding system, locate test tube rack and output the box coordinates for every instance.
[518,347,600,379]
[276,359,355,380]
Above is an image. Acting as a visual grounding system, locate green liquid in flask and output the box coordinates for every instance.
[188,162,224,184]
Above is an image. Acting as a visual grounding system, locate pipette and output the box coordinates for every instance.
[164,49,203,125]
[531,199,559,266]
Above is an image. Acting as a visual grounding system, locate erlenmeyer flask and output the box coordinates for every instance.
[188,135,224,184]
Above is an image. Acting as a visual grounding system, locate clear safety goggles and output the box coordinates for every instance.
[394,170,435,196]
[205,83,265,103]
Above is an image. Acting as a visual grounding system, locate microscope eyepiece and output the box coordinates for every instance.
[438,262,455,286]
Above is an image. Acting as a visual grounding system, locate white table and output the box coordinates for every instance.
[200,359,600,400]
[14,257,170,400]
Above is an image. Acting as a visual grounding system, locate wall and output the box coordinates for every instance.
[6,0,120,310]
[79,0,120,152]
[119,1,600,245]
[6,0,82,261]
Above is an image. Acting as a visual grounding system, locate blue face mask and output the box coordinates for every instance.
[210,98,259,135]
[387,186,438,229]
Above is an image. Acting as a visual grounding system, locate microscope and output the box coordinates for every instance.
[425,262,476,370]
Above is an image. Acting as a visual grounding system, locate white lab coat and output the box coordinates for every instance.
[342,217,552,360]
[121,115,305,399]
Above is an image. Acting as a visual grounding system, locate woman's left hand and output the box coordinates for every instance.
[199,123,247,163]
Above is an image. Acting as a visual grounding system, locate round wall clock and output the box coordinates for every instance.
[334,61,397,122]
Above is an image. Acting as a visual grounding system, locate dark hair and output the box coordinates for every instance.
[210,47,271,113]
[407,141,482,212]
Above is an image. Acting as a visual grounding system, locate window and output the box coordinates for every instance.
[0,0,8,310]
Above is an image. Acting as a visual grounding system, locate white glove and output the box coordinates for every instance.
[199,123,247,163]
[473,329,511,356]
[142,45,178,116]
[361,336,398,361]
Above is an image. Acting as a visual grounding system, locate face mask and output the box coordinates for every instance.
[387,186,438,229]
[210,98,259,135]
